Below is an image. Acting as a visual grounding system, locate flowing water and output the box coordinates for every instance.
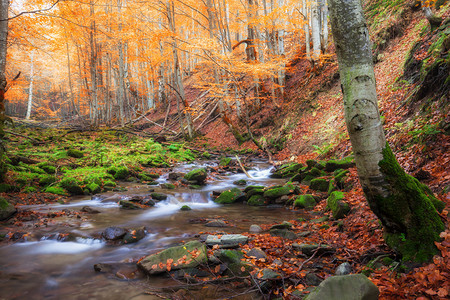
[0,160,301,300]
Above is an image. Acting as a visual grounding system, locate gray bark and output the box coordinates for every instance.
[25,50,35,120]
[328,0,444,262]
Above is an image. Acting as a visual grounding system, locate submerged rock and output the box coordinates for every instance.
[123,227,146,244]
[81,206,100,214]
[305,274,379,300]
[137,241,207,275]
[205,219,227,227]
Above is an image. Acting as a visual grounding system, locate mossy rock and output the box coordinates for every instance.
[247,195,266,206]
[226,262,253,277]
[270,163,304,178]
[334,169,349,188]
[38,175,56,187]
[327,191,350,219]
[180,205,192,211]
[244,185,265,193]
[44,186,67,196]
[161,183,176,189]
[219,157,232,167]
[59,177,84,195]
[119,200,142,209]
[218,249,244,264]
[263,183,298,199]
[294,194,317,209]
[184,168,207,184]
[138,241,207,275]
[310,178,330,192]
[325,156,355,172]
[246,188,264,199]
[327,179,337,195]
[37,163,56,174]
[0,183,18,193]
[215,188,245,204]
[151,193,167,201]
[0,198,16,220]
[233,179,247,186]
[86,182,101,194]
[114,167,130,180]
[201,151,211,159]
[306,160,317,169]
[67,149,84,158]
[269,228,297,240]
[22,186,38,193]
[104,180,116,188]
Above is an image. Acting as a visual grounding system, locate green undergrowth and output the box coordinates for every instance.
[4,128,199,196]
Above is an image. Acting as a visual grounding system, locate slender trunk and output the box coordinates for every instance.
[328,0,444,262]
[311,0,321,61]
[302,0,311,60]
[25,50,35,119]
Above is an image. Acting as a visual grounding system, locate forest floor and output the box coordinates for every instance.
[1,2,449,300]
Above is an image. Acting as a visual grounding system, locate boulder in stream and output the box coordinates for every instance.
[81,206,100,214]
[214,188,245,204]
[119,200,142,210]
[151,192,167,201]
[184,168,207,185]
[137,241,207,275]
[102,226,127,240]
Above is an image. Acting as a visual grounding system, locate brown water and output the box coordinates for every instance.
[0,161,302,300]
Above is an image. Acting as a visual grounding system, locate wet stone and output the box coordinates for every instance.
[81,206,100,214]
[205,219,227,227]
[205,234,248,248]
[103,226,127,240]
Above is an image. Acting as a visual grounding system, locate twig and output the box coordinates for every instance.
[235,155,252,179]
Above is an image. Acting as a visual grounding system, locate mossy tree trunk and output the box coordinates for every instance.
[328,0,445,262]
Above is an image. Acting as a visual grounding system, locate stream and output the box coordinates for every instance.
[0,160,302,300]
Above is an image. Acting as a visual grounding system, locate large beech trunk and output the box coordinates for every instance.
[328,0,444,262]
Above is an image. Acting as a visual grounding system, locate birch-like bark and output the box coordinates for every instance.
[311,0,321,61]
[302,0,311,61]
[328,0,444,262]
[25,50,35,119]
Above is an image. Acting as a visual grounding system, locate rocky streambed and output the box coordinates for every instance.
[0,156,381,299]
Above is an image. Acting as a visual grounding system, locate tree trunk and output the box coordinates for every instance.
[328,0,445,262]
[25,50,35,120]
[0,0,9,181]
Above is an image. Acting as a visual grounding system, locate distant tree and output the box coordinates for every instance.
[0,0,8,181]
[328,0,445,262]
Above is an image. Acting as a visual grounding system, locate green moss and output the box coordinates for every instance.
[263,183,297,199]
[0,183,16,193]
[59,177,84,195]
[22,186,37,193]
[0,197,10,209]
[215,188,244,204]
[327,191,350,219]
[374,143,445,262]
[310,178,329,192]
[180,205,192,211]
[114,166,129,180]
[294,194,316,209]
[247,195,266,206]
[86,182,101,194]
[219,157,232,167]
[37,162,56,174]
[38,175,56,187]
[44,186,68,196]
[67,149,84,158]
